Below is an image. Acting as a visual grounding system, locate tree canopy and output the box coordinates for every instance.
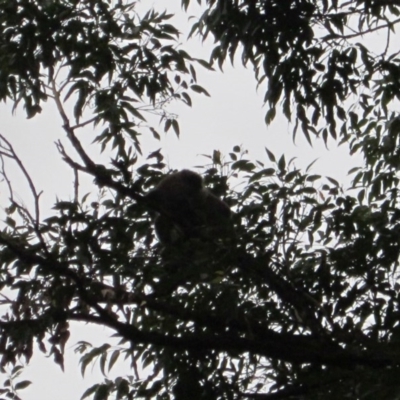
[0,0,400,399]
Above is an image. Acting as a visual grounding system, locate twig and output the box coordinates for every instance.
[55,141,88,173]
[51,80,97,170]
[0,154,13,202]
[0,134,42,227]
[73,167,79,203]
[70,116,97,130]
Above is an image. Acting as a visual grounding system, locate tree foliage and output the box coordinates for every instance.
[0,0,400,399]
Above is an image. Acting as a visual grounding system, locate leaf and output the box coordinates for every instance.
[212,150,222,165]
[190,84,210,96]
[108,350,120,371]
[14,381,32,390]
[306,174,321,182]
[80,385,98,400]
[53,347,64,371]
[74,87,87,122]
[249,168,275,182]
[285,170,298,182]
[181,92,192,106]
[5,217,15,228]
[327,177,339,186]
[10,366,24,376]
[100,352,107,376]
[93,384,109,400]
[265,147,276,162]
[357,189,365,204]
[231,160,256,171]
[172,119,180,136]
[182,0,189,11]
[278,155,286,172]
[116,380,130,399]
[26,104,42,119]
[123,102,147,122]
[299,187,316,194]
[189,64,197,82]
[80,345,110,377]
[164,119,172,132]
[348,167,360,175]
[150,127,161,139]
[265,107,276,125]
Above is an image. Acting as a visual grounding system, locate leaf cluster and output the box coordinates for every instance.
[185,0,400,147]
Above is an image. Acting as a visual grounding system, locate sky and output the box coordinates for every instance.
[0,1,365,399]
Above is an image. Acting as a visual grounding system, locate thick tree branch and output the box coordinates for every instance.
[0,231,397,369]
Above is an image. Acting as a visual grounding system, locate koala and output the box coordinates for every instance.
[144,170,231,244]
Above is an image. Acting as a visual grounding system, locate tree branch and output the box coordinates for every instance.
[0,230,398,369]
[0,134,42,227]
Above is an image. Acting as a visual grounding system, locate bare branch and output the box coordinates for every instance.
[55,141,88,173]
[51,80,97,170]
[0,134,42,227]
[73,167,79,203]
[0,153,14,202]
[70,117,97,130]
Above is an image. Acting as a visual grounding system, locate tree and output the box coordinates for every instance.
[0,0,400,399]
